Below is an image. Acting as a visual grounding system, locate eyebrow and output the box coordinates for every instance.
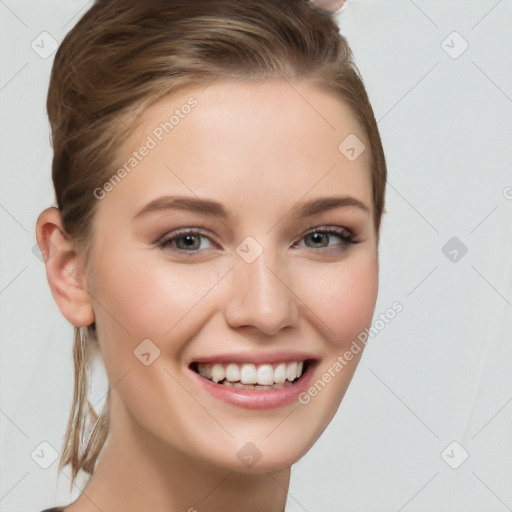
[134,194,370,220]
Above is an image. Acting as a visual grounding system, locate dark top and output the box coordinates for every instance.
[41,508,65,512]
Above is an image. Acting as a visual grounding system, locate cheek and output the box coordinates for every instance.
[89,248,226,360]
[290,252,378,436]
[297,250,379,348]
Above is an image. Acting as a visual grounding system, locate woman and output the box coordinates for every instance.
[36,0,387,510]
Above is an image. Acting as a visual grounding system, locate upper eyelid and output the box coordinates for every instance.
[302,224,353,236]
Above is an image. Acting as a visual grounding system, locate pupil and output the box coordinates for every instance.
[182,235,198,249]
[310,233,326,246]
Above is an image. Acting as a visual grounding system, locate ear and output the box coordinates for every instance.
[35,207,95,327]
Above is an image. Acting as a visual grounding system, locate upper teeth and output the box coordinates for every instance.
[197,361,305,385]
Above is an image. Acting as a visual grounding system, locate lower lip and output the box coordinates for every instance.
[189,362,317,410]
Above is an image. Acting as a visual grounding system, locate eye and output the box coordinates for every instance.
[293,226,358,253]
[156,225,359,256]
[156,228,216,253]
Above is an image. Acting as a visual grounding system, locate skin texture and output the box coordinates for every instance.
[36,79,379,512]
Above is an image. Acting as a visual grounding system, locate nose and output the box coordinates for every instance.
[223,247,299,337]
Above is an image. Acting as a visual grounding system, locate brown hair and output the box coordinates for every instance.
[47,0,387,490]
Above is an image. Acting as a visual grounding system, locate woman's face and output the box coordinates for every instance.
[86,79,379,472]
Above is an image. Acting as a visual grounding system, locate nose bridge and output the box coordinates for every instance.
[224,235,299,335]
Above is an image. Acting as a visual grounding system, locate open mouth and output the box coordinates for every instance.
[189,360,312,391]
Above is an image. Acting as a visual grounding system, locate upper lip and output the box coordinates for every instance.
[188,351,319,366]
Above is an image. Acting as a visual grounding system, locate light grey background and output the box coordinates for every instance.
[1,1,511,511]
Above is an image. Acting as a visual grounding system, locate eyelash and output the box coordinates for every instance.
[156,226,359,256]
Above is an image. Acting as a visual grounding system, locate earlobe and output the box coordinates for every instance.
[35,207,95,327]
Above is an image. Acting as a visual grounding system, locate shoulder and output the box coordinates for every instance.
[40,508,65,512]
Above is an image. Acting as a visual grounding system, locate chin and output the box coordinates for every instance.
[189,417,326,474]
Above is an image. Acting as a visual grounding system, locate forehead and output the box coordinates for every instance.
[103,79,372,218]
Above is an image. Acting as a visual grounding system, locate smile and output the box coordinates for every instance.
[188,357,317,409]
[192,361,307,389]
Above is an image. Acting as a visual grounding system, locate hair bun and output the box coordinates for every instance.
[307,0,348,15]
